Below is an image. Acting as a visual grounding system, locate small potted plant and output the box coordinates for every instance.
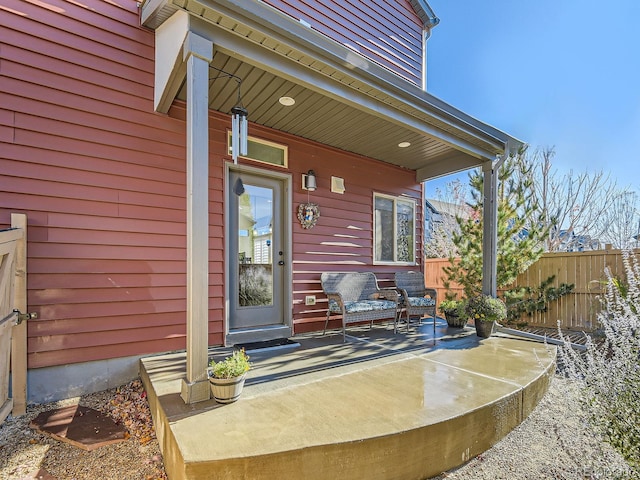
[465,294,507,338]
[208,349,252,404]
[438,299,467,328]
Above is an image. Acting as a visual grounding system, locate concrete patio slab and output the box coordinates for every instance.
[140,321,556,480]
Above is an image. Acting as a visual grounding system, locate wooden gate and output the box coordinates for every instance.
[0,214,27,423]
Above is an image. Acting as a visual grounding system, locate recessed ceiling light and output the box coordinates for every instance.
[279,96,295,106]
[398,141,411,148]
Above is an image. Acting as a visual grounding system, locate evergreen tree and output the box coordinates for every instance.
[443,148,549,298]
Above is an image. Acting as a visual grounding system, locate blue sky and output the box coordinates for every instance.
[424,0,640,198]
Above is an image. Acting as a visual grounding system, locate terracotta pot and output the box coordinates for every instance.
[475,320,495,338]
[444,312,467,328]
[209,373,247,404]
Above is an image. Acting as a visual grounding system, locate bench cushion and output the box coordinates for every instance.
[406,296,436,307]
[329,299,397,314]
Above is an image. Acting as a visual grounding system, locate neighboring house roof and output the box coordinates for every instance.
[553,229,601,252]
[426,199,469,219]
[141,0,523,182]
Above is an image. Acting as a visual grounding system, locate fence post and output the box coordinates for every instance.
[11,213,27,416]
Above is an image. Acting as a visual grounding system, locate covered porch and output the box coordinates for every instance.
[140,322,555,480]
[140,0,525,405]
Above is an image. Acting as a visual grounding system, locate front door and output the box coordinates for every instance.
[227,169,291,344]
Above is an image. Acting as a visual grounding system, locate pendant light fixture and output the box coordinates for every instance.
[209,65,249,163]
[231,104,248,163]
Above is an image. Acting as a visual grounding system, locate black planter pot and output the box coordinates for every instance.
[444,312,467,328]
[475,320,495,338]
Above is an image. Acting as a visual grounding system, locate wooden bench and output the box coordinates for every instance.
[321,272,400,341]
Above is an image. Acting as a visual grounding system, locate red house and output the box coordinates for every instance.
[1,0,521,403]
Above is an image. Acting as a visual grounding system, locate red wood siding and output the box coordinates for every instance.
[0,0,220,369]
[288,140,422,333]
[262,0,424,85]
[1,0,422,369]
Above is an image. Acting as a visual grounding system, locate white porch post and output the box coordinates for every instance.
[180,32,213,404]
[481,158,501,297]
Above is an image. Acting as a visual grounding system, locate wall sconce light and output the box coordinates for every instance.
[302,170,317,191]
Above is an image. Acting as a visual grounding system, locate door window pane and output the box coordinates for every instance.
[238,185,273,306]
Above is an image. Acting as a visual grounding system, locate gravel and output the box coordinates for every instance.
[0,380,166,480]
[0,376,632,480]
[430,376,632,480]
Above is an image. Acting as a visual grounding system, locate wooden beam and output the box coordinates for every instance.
[1,313,15,424]
[154,10,190,113]
[11,213,27,416]
[0,399,12,425]
[0,229,23,244]
[415,153,485,182]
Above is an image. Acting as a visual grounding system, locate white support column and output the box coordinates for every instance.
[482,142,516,297]
[180,31,213,404]
[481,159,500,297]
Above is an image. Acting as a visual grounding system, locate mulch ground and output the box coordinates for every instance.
[0,379,166,480]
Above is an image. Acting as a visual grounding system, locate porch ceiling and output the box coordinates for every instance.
[141,0,523,181]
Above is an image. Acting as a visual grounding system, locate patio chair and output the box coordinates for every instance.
[394,271,437,333]
[321,272,400,341]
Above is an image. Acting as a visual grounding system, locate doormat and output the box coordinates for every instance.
[235,338,300,352]
[30,405,128,451]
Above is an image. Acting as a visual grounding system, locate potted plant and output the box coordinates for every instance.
[465,294,507,338]
[438,299,467,328]
[208,349,252,404]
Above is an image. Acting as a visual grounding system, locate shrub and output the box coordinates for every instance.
[503,275,574,326]
[559,250,640,474]
[438,298,466,317]
[209,349,252,379]
[465,294,507,322]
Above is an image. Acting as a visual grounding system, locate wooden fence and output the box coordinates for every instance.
[425,248,639,332]
[0,214,27,424]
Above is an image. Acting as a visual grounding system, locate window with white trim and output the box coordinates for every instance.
[227,133,288,167]
[374,194,416,264]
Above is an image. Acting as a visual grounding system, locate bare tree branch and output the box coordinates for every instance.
[532,146,630,251]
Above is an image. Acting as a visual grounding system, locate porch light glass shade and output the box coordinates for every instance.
[231,105,248,162]
[303,170,317,191]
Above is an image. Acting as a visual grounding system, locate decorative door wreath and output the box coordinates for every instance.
[298,202,320,229]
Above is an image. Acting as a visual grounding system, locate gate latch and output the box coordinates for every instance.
[13,309,37,325]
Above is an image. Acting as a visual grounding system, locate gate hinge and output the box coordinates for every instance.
[13,309,37,325]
